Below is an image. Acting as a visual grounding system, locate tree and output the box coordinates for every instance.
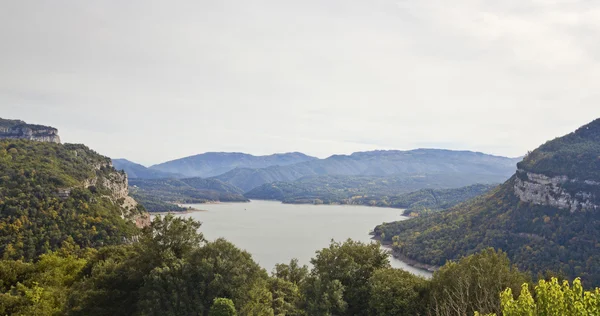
[305,239,390,316]
[209,298,237,316]
[429,248,529,316]
[368,268,429,316]
[67,215,206,316]
[477,277,600,316]
[138,213,204,261]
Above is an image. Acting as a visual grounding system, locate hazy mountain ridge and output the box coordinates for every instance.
[215,149,521,192]
[113,158,183,179]
[0,118,61,143]
[149,152,317,178]
[373,118,600,286]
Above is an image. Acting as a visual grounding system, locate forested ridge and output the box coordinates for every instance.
[129,178,248,212]
[374,118,600,288]
[246,179,495,214]
[0,140,142,261]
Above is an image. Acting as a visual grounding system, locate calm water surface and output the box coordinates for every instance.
[179,200,432,278]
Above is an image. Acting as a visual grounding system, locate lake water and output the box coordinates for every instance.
[178,200,432,278]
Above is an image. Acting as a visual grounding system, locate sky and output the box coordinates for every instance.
[1,0,599,166]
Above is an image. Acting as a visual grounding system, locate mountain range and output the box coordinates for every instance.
[149,152,317,178]
[374,118,600,286]
[113,159,182,179]
[213,149,521,192]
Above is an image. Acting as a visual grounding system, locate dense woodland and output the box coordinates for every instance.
[129,178,248,212]
[0,140,141,261]
[3,213,599,315]
[246,179,495,214]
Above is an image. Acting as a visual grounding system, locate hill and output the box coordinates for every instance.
[215,149,521,192]
[129,177,248,212]
[0,139,148,261]
[113,158,182,179]
[0,117,61,143]
[373,118,600,286]
[245,175,496,210]
[149,152,317,178]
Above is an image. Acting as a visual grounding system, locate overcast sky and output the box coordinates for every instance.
[1,0,599,165]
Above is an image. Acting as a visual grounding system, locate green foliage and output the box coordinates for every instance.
[246,175,498,210]
[0,248,90,316]
[209,298,237,316]
[0,140,140,261]
[129,187,187,213]
[130,178,248,212]
[518,118,600,180]
[368,268,429,315]
[305,239,390,316]
[429,248,529,316]
[478,277,600,316]
[374,175,600,287]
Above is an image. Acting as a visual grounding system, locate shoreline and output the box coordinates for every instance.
[371,235,439,273]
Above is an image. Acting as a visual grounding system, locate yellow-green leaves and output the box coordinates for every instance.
[485,277,600,316]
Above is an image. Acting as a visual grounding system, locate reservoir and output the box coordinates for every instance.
[179,200,432,278]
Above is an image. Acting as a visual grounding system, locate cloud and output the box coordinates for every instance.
[0,0,599,165]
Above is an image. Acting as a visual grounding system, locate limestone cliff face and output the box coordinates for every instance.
[0,119,61,143]
[514,170,600,212]
[82,161,150,227]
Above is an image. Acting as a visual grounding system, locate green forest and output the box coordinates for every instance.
[129,178,248,212]
[3,213,600,315]
[245,176,495,213]
[0,140,142,261]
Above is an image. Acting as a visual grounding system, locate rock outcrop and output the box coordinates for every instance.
[0,118,61,143]
[81,161,149,228]
[514,170,600,212]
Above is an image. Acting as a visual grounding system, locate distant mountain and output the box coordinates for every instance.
[215,149,521,192]
[374,118,600,286]
[0,118,60,143]
[129,177,248,212]
[150,152,317,178]
[113,158,182,179]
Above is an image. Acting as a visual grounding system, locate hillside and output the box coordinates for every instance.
[150,152,317,178]
[0,139,148,261]
[374,118,600,286]
[215,149,521,192]
[129,177,248,212]
[245,175,496,209]
[0,117,61,143]
[113,158,182,179]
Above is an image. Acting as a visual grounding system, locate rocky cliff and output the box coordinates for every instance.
[514,170,600,213]
[81,160,150,227]
[0,118,61,143]
[373,118,600,286]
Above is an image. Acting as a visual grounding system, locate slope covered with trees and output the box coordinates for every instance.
[130,177,248,212]
[0,140,145,261]
[374,118,600,287]
[246,177,495,213]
